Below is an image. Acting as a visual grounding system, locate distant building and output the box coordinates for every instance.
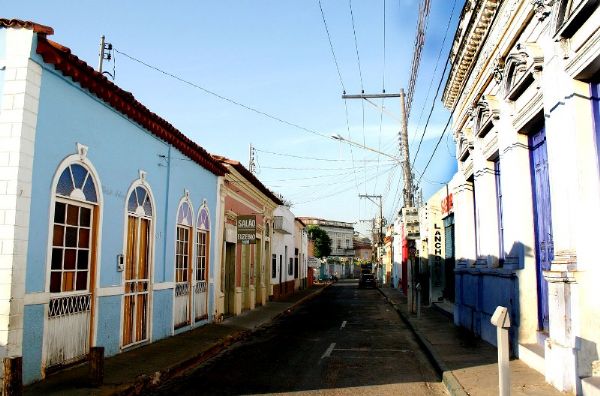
[353,236,372,262]
[443,1,600,393]
[293,218,308,290]
[271,206,295,299]
[298,217,354,278]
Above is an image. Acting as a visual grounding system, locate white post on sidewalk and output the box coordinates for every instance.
[415,283,421,319]
[491,306,511,396]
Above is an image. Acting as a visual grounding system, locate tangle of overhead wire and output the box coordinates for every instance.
[285,163,397,199]
[411,0,458,146]
[405,0,431,119]
[411,0,458,167]
[415,111,453,186]
[259,162,388,171]
[292,163,399,205]
[255,148,396,163]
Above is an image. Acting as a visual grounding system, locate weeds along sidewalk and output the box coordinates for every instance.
[24,284,329,396]
[378,287,564,396]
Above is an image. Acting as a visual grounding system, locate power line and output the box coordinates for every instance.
[411,59,450,167]
[343,99,361,193]
[411,0,458,145]
[285,163,396,197]
[415,111,452,185]
[260,163,387,171]
[317,0,346,93]
[374,0,387,194]
[292,163,399,205]
[348,0,368,194]
[411,0,457,167]
[405,0,431,118]
[348,0,365,94]
[316,1,361,195]
[261,169,364,182]
[113,48,333,141]
[255,148,395,163]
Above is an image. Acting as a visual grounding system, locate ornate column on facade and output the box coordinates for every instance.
[538,6,583,391]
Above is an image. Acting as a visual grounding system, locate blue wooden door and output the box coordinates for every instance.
[530,127,553,332]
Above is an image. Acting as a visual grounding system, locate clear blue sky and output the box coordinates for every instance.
[4,0,461,237]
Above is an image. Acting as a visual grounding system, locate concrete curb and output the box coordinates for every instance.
[117,331,250,396]
[378,288,468,396]
[118,285,330,396]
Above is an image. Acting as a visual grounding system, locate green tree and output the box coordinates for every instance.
[307,225,332,258]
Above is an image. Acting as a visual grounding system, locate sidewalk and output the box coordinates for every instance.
[378,286,565,396]
[24,284,330,396]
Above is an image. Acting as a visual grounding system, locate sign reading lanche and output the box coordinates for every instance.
[237,215,256,245]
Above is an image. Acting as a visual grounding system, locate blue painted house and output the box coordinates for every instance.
[0,19,226,383]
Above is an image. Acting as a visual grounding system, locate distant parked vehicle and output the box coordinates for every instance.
[359,273,376,288]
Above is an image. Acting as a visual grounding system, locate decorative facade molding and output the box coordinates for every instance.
[444,0,502,108]
[504,43,545,100]
[513,91,544,131]
[76,143,88,159]
[532,0,557,21]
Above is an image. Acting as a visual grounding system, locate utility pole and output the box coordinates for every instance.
[399,89,414,207]
[342,90,414,208]
[97,35,112,74]
[359,194,383,243]
[249,143,256,174]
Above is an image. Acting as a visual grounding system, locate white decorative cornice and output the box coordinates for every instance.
[443,0,501,109]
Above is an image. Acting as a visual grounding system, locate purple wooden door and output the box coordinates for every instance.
[530,127,553,332]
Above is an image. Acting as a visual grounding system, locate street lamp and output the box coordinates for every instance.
[330,134,403,164]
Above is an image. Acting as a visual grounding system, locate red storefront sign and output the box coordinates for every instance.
[441,193,453,215]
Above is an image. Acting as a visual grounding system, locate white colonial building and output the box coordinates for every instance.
[298,217,354,279]
[443,1,600,393]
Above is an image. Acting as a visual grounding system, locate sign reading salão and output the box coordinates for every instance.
[237,215,256,244]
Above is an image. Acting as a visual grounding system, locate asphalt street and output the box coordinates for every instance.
[153,280,447,395]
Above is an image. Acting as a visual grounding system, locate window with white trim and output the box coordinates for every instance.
[49,164,97,293]
[176,201,193,283]
[195,205,210,283]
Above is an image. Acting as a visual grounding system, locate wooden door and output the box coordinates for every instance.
[224,242,236,315]
[123,216,150,346]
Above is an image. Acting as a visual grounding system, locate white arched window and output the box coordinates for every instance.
[50,163,98,293]
[174,196,194,329]
[45,152,101,370]
[196,203,210,283]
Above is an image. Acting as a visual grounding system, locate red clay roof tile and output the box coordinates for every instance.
[0,18,54,35]
[212,154,282,205]
[2,18,226,177]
